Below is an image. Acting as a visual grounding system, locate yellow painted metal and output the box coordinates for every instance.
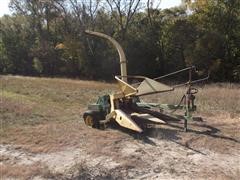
[109,94,116,112]
[131,113,166,124]
[84,115,94,127]
[136,77,173,96]
[85,30,128,82]
[115,76,137,97]
[114,109,142,133]
[109,94,142,132]
[84,30,175,132]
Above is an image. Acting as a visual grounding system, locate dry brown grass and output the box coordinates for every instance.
[0,75,239,179]
[0,76,240,141]
[0,75,239,153]
[1,76,239,127]
[0,163,54,179]
[142,83,240,117]
[1,121,85,153]
[0,75,118,154]
[0,75,116,127]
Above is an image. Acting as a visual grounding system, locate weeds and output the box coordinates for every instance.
[142,83,240,117]
[0,75,239,179]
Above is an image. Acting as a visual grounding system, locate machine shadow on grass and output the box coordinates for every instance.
[108,115,239,154]
[165,117,240,143]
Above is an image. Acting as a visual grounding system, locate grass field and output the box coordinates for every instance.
[0,75,239,179]
[1,76,116,152]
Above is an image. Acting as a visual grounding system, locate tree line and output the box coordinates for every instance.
[0,0,240,82]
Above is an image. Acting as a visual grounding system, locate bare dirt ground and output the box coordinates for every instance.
[1,76,240,179]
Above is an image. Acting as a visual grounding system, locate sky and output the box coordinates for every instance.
[0,0,11,17]
[0,0,182,17]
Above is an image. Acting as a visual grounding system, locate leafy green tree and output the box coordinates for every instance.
[189,0,240,81]
[0,0,238,82]
[0,15,34,75]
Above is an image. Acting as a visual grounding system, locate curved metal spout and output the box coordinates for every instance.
[85,30,127,82]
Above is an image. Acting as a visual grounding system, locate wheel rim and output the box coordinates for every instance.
[85,115,94,127]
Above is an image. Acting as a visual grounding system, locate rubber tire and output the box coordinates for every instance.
[83,114,100,129]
